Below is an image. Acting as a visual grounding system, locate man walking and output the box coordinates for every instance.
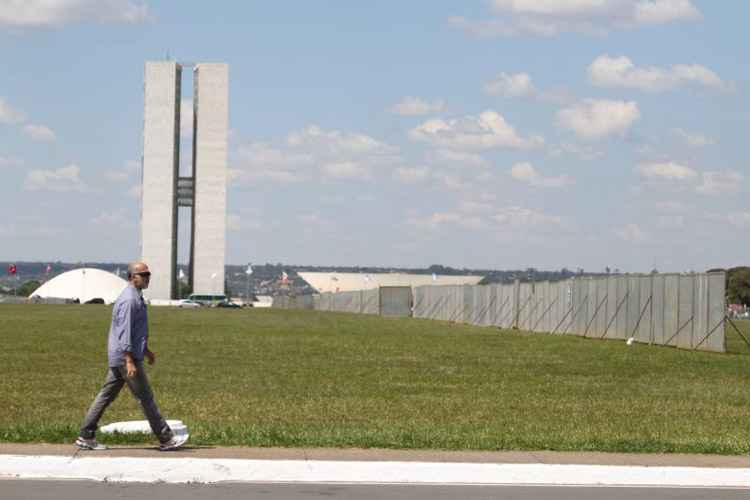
[76,262,187,451]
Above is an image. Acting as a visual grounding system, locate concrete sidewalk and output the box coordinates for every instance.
[3,443,750,467]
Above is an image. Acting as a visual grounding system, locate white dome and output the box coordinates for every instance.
[30,268,129,304]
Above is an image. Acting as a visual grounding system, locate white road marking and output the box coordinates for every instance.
[1,455,749,488]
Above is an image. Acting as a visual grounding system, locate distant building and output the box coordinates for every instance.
[141,61,228,300]
[297,272,484,294]
[30,268,128,304]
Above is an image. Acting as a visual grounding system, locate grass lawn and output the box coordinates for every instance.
[1,304,749,454]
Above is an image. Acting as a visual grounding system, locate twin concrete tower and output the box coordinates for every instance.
[141,61,228,300]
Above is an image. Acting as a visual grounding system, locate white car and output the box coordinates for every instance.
[177,299,201,308]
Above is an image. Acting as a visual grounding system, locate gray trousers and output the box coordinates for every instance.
[79,361,173,443]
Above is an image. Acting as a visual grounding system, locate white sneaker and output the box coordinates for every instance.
[75,437,107,450]
[159,433,189,451]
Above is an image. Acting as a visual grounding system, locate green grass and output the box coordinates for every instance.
[1,304,750,454]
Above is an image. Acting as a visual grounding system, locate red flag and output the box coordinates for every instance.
[8,264,17,275]
[280,271,289,285]
[45,264,52,274]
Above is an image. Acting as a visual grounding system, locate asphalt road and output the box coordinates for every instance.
[1,480,747,500]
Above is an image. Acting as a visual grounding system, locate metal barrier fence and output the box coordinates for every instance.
[412,273,726,352]
[379,286,412,317]
[273,272,727,352]
[274,289,379,315]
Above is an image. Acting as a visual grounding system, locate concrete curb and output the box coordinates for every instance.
[1,454,750,488]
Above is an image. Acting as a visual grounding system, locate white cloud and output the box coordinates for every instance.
[390,96,445,116]
[510,162,573,188]
[105,160,140,183]
[24,164,86,192]
[410,110,544,150]
[674,128,715,147]
[287,125,394,156]
[484,72,535,98]
[105,171,130,183]
[0,0,149,29]
[615,223,647,242]
[491,0,613,16]
[1,97,60,142]
[588,55,725,92]
[233,125,399,186]
[407,212,484,231]
[433,149,488,168]
[322,161,370,180]
[728,212,750,228]
[458,200,494,214]
[637,161,697,181]
[696,171,743,195]
[548,142,603,160]
[0,97,24,124]
[90,210,125,226]
[557,99,640,140]
[633,0,701,24]
[23,123,56,142]
[231,142,313,185]
[493,206,562,227]
[451,0,701,37]
[394,166,431,184]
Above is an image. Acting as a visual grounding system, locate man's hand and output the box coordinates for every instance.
[125,356,137,378]
[145,349,156,365]
[124,353,137,377]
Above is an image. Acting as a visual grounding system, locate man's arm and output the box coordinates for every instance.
[116,299,137,377]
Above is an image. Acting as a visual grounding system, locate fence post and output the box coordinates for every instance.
[513,279,520,328]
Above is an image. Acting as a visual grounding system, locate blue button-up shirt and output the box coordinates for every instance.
[107,284,149,367]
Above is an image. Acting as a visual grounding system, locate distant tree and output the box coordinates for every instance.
[727,267,750,306]
[18,280,41,297]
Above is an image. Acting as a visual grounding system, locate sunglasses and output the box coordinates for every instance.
[134,271,152,278]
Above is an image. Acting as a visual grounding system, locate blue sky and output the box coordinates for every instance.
[0,0,747,272]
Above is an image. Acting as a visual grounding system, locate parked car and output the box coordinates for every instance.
[216,300,241,309]
[188,293,228,307]
[177,299,201,308]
